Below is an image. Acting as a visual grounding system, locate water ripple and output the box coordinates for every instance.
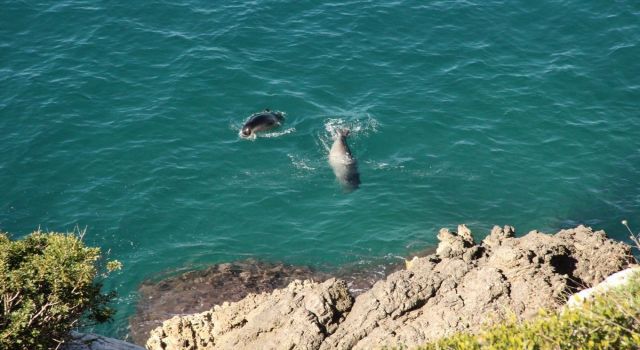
[1,0,639,339]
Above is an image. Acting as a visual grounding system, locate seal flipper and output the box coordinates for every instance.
[332,128,350,140]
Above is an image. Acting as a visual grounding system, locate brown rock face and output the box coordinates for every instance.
[130,259,330,345]
[130,256,413,345]
[146,225,635,350]
[146,278,353,350]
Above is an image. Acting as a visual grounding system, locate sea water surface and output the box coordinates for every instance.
[1,0,639,339]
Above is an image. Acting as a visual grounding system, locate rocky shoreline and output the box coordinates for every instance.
[130,251,435,344]
[142,225,635,349]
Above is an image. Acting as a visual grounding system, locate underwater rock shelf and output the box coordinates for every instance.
[144,225,635,350]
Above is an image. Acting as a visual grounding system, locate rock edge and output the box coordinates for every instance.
[146,225,635,350]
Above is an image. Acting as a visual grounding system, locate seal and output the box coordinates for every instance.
[328,128,360,192]
[240,109,285,138]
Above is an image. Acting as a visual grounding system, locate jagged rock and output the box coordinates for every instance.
[130,259,330,345]
[321,225,634,349]
[145,225,635,350]
[146,278,353,350]
[435,225,474,258]
[130,256,417,345]
[555,227,635,286]
[482,225,515,248]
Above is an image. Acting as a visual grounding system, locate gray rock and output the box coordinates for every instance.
[322,225,634,349]
[146,278,353,350]
[146,225,635,350]
[130,259,331,345]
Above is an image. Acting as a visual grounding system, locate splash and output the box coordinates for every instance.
[324,115,379,135]
[236,126,296,140]
[259,127,296,138]
[365,160,406,170]
[287,153,316,171]
[320,114,380,151]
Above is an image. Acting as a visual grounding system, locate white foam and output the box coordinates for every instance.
[323,114,380,137]
[238,129,257,140]
[287,153,316,171]
[237,127,296,140]
[259,127,296,138]
[319,114,380,156]
[366,160,406,170]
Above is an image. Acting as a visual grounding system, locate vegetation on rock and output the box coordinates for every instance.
[0,230,120,350]
[146,225,635,350]
[418,270,640,350]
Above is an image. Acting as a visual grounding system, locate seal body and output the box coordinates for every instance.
[328,129,360,191]
[240,110,284,138]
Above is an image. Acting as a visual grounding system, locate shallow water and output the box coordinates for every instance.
[1,0,639,339]
[129,255,417,345]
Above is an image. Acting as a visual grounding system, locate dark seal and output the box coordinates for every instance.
[240,109,285,138]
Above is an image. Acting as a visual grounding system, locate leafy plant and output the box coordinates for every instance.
[0,230,120,349]
[417,270,640,350]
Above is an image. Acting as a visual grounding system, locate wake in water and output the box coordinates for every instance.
[237,127,296,140]
[253,127,296,139]
[287,153,317,171]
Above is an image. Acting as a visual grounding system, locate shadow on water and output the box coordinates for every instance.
[129,246,435,345]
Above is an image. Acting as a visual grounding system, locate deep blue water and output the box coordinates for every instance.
[1,0,639,339]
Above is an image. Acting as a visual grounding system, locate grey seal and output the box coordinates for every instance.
[240,109,285,138]
[328,128,360,191]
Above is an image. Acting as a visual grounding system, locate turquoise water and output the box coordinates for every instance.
[1,0,639,339]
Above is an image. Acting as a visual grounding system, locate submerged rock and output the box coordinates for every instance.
[146,278,353,350]
[146,225,635,350]
[130,256,413,345]
[130,259,329,345]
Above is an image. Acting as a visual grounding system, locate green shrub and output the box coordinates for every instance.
[418,271,640,350]
[0,230,120,350]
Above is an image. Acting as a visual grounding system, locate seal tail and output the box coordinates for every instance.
[331,128,350,140]
[337,128,350,137]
